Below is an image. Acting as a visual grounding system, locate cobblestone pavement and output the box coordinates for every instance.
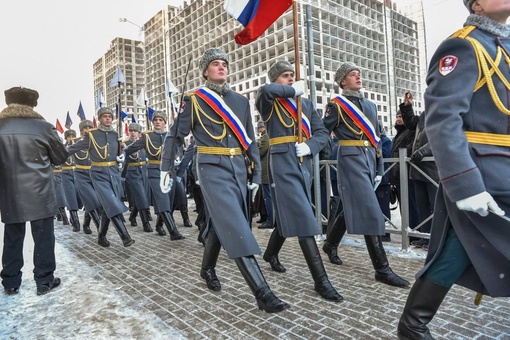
[1,200,510,339]
[41,203,509,340]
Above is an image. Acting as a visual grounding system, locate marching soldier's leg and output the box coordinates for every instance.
[180,208,193,228]
[147,209,153,221]
[299,236,343,302]
[139,209,153,232]
[364,235,410,288]
[59,207,69,226]
[234,255,290,313]
[70,210,81,232]
[160,211,185,240]
[98,212,110,247]
[323,198,346,265]
[262,227,286,273]
[154,214,166,236]
[129,207,138,226]
[200,230,222,291]
[110,214,135,247]
[82,212,92,235]
[89,209,101,231]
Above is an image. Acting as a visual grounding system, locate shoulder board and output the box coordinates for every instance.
[450,26,476,39]
[88,128,98,132]
[121,137,130,143]
[144,130,153,134]
[187,91,196,97]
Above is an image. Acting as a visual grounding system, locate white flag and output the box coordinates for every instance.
[110,65,125,88]
[166,78,179,95]
[136,88,148,107]
[96,88,106,110]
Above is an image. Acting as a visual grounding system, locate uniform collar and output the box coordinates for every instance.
[465,14,510,37]
[205,80,231,96]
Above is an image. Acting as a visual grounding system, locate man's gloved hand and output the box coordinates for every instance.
[410,149,424,163]
[247,182,259,203]
[295,142,311,157]
[456,191,505,217]
[292,80,305,97]
[373,175,382,189]
[160,171,173,193]
[116,153,125,163]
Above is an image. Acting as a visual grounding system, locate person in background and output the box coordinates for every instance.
[398,1,510,338]
[0,86,68,295]
[375,124,393,242]
[256,119,274,229]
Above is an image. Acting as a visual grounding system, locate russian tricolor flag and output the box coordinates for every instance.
[225,0,292,45]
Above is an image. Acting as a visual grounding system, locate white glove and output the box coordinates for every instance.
[295,142,311,157]
[456,191,505,217]
[373,175,382,189]
[116,153,125,163]
[160,171,173,193]
[247,182,259,203]
[292,80,305,97]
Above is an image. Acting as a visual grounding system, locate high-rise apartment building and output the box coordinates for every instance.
[93,37,146,132]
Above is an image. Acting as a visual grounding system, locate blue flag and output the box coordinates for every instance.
[110,65,125,88]
[115,103,128,120]
[131,114,137,123]
[65,111,73,129]
[96,88,106,110]
[77,101,86,120]
[148,107,155,121]
[122,110,127,120]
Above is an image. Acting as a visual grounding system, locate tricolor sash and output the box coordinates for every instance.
[332,95,380,147]
[275,98,311,139]
[195,87,252,150]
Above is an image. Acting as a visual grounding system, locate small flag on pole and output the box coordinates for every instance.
[93,117,97,128]
[65,111,73,129]
[56,119,64,134]
[96,88,106,110]
[125,122,129,136]
[224,0,292,45]
[110,65,126,88]
[131,114,137,123]
[77,101,86,121]
[166,79,179,95]
[115,104,128,120]
[136,88,148,107]
[148,107,155,121]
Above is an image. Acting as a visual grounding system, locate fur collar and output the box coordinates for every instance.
[0,104,45,120]
[465,14,510,37]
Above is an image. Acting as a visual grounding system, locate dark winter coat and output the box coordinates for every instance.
[390,103,418,185]
[408,112,439,183]
[0,104,68,223]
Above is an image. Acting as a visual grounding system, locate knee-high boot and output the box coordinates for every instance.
[139,209,153,232]
[154,214,166,236]
[299,237,343,302]
[262,229,286,273]
[397,277,450,340]
[147,209,153,221]
[160,211,185,240]
[234,256,290,313]
[70,210,81,232]
[180,209,193,228]
[110,214,135,247]
[98,213,110,247]
[200,232,222,291]
[59,207,69,225]
[322,213,347,265]
[129,207,138,226]
[364,235,410,288]
[89,209,101,231]
[82,212,92,234]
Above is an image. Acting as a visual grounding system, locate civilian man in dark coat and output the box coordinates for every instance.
[0,86,68,295]
[398,2,510,338]
[161,48,289,313]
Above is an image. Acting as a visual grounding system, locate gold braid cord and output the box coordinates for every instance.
[88,132,108,160]
[145,134,162,158]
[191,95,227,141]
[335,102,363,138]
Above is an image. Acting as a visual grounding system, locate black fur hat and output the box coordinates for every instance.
[4,86,39,107]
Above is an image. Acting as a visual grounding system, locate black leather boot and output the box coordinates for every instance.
[181,209,193,228]
[200,232,222,291]
[323,198,347,265]
[147,210,153,221]
[161,211,185,240]
[129,207,138,226]
[70,210,81,232]
[111,214,135,247]
[139,209,153,232]
[98,213,110,247]
[89,209,101,231]
[365,235,410,288]
[59,207,69,225]
[262,228,286,273]
[82,212,92,234]
[299,237,343,302]
[234,256,290,313]
[154,214,166,236]
[398,277,450,340]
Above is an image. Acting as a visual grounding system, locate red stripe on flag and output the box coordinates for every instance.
[55,118,64,134]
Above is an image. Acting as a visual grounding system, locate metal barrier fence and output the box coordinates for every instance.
[315,148,438,251]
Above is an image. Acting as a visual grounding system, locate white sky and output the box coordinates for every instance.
[0,0,468,129]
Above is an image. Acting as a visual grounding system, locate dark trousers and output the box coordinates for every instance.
[414,180,437,234]
[396,180,419,229]
[1,217,56,289]
[376,184,391,221]
[262,184,273,225]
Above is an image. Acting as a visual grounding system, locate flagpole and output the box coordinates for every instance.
[145,101,149,131]
[292,0,303,146]
[117,81,122,137]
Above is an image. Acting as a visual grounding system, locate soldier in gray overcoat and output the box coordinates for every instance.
[53,165,69,225]
[398,2,510,338]
[122,123,153,233]
[62,129,83,232]
[161,48,289,313]
[256,60,342,302]
[322,62,410,288]
[72,119,102,234]
[67,107,134,247]
[123,113,184,240]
